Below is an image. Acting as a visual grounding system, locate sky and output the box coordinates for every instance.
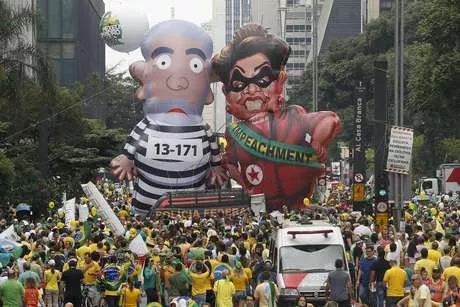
[103,0,213,73]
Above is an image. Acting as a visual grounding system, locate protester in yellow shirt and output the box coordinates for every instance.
[427,242,441,265]
[76,243,91,260]
[44,259,61,307]
[122,279,141,307]
[443,257,460,287]
[384,260,407,305]
[189,261,212,306]
[231,262,249,306]
[213,270,235,307]
[414,248,436,276]
[78,252,101,305]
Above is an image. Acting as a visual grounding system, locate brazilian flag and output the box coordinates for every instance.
[98,264,124,293]
[76,221,92,245]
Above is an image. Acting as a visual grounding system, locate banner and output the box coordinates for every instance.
[386,126,414,174]
[78,204,89,222]
[64,198,76,226]
[353,82,367,211]
[228,122,320,168]
[129,234,149,256]
[0,225,20,242]
[81,182,125,237]
[155,207,249,219]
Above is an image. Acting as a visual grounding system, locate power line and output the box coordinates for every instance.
[0,81,119,144]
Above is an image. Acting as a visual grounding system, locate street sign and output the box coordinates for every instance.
[318,177,326,186]
[376,201,388,213]
[375,213,389,234]
[386,126,414,174]
[352,183,365,202]
[354,173,364,183]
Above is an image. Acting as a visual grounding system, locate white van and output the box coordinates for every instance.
[269,220,348,305]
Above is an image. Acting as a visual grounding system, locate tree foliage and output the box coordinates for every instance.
[288,0,459,179]
[0,0,136,212]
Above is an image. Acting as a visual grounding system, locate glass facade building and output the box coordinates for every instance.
[37,0,105,86]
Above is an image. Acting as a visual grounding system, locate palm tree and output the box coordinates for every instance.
[0,1,53,88]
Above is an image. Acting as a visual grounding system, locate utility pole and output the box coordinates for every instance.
[312,0,318,112]
[393,0,405,232]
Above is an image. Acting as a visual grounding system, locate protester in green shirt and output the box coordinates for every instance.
[0,270,24,307]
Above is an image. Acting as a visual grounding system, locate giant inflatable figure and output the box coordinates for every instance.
[111,20,227,217]
[212,24,341,210]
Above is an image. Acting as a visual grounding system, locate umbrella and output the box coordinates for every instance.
[412,195,433,202]
[16,203,31,212]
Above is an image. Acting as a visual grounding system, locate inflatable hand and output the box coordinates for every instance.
[110,154,137,181]
[207,166,229,187]
[309,111,342,161]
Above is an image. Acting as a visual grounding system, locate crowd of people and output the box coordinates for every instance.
[0,182,458,307]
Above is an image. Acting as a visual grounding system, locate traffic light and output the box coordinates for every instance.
[375,173,389,213]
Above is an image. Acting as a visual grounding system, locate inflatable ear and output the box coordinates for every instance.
[205,89,214,105]
[129,61,149,100]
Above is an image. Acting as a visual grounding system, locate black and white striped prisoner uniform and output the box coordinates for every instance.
[123,117,222,216]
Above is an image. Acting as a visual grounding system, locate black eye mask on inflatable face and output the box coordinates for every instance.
[227,66,276,92]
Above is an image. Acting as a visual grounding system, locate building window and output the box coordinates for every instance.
[286,37,306,45]
[62,0,75,39]
[286,62,305,70]
[287,11,306,20]
[306,37,312,44]
[291,49,306,57]
[48,0,61,38]
[287,0,304,7]
[286,24,306,32]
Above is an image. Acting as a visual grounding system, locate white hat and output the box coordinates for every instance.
[48,259,55,266]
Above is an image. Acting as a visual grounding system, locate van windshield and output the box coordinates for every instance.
[279,245,345,272]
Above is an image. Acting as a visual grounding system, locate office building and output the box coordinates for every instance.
[364,0,394,24]
[224,0,252,43]
[36,0,105,86]
[211,0,252,132]
[284,0,312,80]
[251,0,281,36]
[308,0,361,62]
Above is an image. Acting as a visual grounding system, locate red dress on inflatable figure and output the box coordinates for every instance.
[212,24,342,210]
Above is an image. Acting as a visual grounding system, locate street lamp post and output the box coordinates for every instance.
[312,0,318,112]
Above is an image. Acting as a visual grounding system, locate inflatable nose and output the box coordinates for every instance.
[167,75,189,91]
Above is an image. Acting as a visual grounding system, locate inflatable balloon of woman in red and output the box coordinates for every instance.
[212,24,341,210]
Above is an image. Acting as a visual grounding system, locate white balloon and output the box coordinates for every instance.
[99,3,149,53]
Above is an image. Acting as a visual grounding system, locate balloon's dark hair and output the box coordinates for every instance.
[212,24,291,86]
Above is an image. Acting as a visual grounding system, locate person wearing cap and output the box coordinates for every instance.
[383,259,407,307]
[44,259,61,307]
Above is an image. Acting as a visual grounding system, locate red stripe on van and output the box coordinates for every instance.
[282,273,308,288]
